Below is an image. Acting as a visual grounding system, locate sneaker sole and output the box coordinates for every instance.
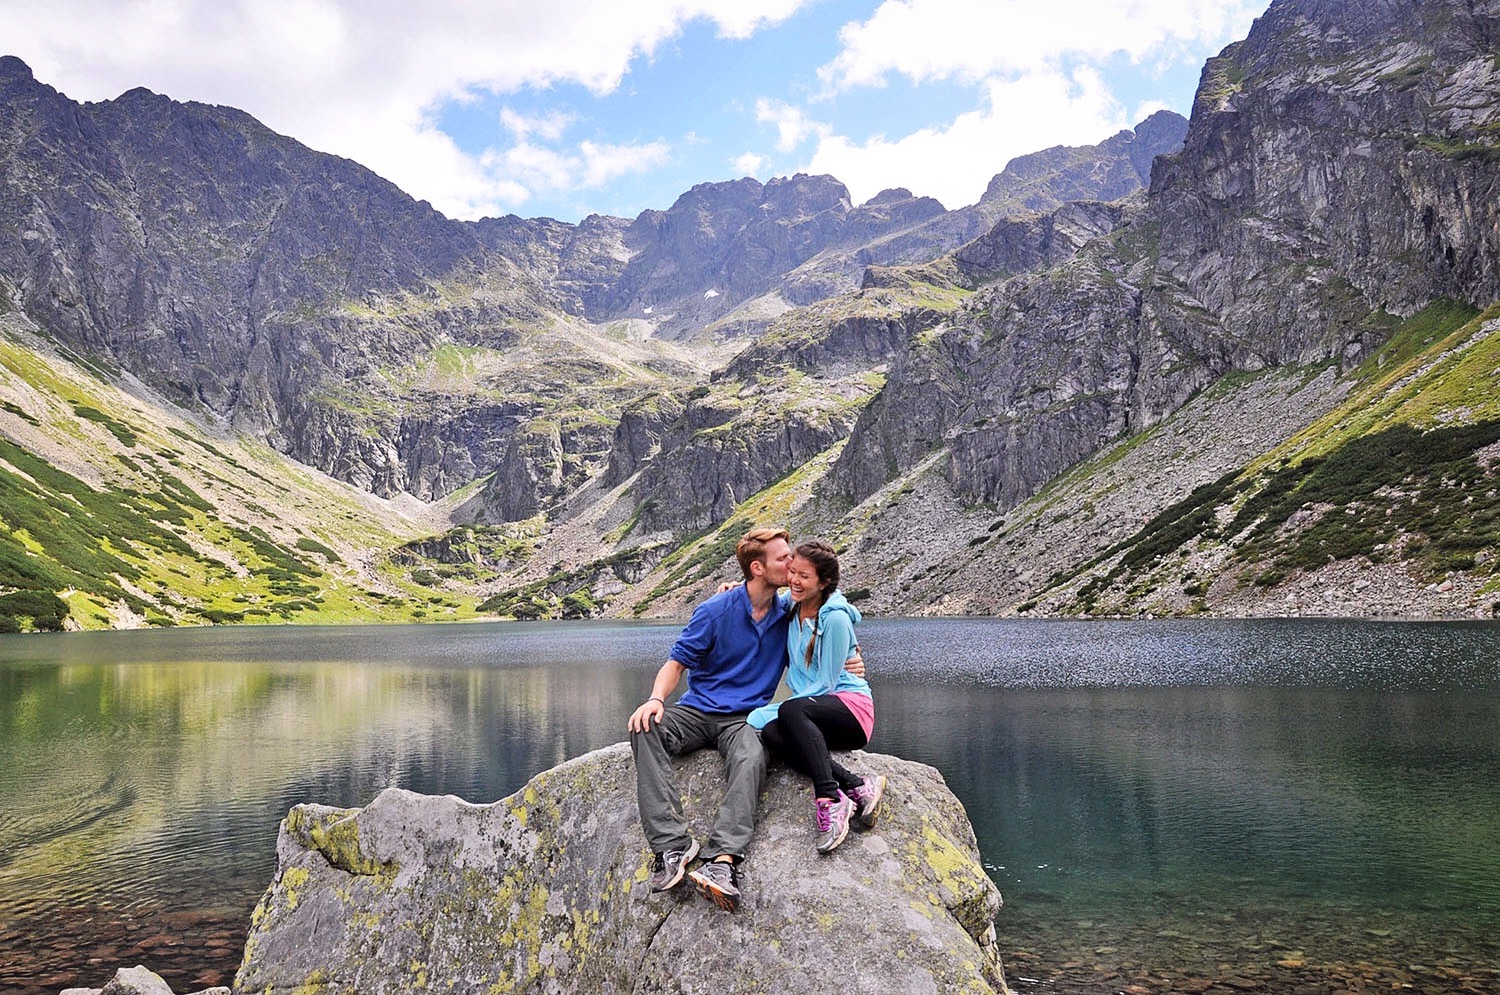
[650,839,700,892]
[817,818,850,853]
[857,775,887,828]
[688,868,740,911]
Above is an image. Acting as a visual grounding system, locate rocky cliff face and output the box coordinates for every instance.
[0,55,582,501]
[1154,0,1500,335]
[233,745,1005,995]
[829,0,1500,513]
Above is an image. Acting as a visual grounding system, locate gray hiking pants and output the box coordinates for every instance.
[631,704,768,861]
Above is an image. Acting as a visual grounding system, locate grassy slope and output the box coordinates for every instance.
[1034,300,1500,615]
[0,317,480,631]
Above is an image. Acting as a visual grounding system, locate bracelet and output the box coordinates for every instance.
[647,696,665,705]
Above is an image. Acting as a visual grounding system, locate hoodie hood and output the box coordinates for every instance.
[817,589,862,627]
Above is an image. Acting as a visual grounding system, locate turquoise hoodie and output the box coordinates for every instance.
[747,589,869,729]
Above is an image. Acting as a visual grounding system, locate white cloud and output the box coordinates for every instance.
[732,151,770,176]
[0,0,814,219]
[474,135,671,217]
[820,0,1262,91]
[806,66,1124,209]
[755,98,831,151]
[795,0,1260,210]
[578,139,673,187]
[501,107,576,143]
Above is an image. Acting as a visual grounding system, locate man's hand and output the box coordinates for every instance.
[844,645,865,679]
[631,660,685,733]
[629,697,665,733]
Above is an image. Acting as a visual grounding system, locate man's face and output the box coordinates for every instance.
[758,537,793,586]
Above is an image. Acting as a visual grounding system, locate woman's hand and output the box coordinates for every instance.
[844,645,865,678]
[629,697,666,733]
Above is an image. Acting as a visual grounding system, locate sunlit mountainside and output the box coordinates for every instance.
[3,0,1500,630]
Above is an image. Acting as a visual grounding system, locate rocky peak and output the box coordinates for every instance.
[1154,0,1500,325]
[1129,109,1192,181]
[978,111,1188,214]
[865,186,921,206]
[759,171,853,218]
[0,53,35,83]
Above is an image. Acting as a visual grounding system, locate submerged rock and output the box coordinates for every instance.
[59,964,227,995]
[235,744,1007,994]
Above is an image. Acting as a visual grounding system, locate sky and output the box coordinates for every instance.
[1,0,1266,224]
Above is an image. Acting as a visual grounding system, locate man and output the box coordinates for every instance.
[627,526,862,911]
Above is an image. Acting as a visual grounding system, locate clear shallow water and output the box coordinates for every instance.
[1,618,1498,993]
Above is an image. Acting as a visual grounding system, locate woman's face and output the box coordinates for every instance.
[786,554,823,606]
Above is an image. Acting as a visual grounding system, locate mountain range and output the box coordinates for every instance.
[1,0,1498,631]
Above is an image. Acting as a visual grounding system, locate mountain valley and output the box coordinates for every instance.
[2,0,1499,630]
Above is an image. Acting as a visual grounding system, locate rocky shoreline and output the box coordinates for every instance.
[44,912,1500,995]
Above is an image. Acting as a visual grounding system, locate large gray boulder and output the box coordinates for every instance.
[235,744,1007,994]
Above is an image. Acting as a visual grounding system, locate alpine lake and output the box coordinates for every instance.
[1,617,1498,995]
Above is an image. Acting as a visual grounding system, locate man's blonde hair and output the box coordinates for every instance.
[735,526,791,580]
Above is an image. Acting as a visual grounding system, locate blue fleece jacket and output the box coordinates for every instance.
[669,584,794,714]
[747,589,868,729]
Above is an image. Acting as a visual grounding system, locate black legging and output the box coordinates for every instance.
[759,694,868,800]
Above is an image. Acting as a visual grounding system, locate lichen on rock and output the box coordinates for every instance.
[234,744,1008,995]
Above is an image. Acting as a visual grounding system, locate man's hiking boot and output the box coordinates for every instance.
[688,858,742,911]
[847,774,887,829]
[815,792,853,853]
[648,839,700,892]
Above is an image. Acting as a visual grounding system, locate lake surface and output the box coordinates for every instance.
[1,618,1499,994]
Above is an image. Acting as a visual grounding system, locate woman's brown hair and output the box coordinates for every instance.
[794,539,839,667]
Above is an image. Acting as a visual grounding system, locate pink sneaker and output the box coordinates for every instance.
[815,792,853,853]
[847,774,887,828]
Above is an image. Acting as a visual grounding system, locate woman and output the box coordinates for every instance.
[748,539,887,853]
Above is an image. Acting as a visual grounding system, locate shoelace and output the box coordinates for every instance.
[816,800,833,832]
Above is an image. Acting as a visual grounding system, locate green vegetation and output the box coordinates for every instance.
[0,436,203,623]
[477,545,663,621]
[391,524,538,586]
[1409,135,1500,164]
[296,536,343,563]
[1231,421,1500,579]
[637,516,750,611]
[1054,302,1500,610]
[0,590,68,632]
[1067,417,1500,610]
[1349,302,1476,379]
[72,404,139,447]
[0,430,367,625]
[1196,50,1246,110]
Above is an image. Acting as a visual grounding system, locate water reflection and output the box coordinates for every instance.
[1,618,1498,994]
[0,625,670,924]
